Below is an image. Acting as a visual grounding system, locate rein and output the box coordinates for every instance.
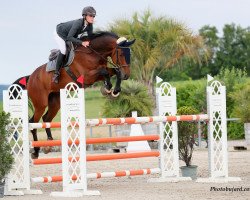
[75,45,128,71]
[88,45,123,70]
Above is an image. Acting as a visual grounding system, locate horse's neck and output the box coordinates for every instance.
[90,36,115,55]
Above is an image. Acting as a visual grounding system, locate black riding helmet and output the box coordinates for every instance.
[82,6,96,16]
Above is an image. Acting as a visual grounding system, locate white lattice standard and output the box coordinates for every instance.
[51,83,100,197]
[149,78,191,182]
[197,80,241,183]
[3,84,42,195]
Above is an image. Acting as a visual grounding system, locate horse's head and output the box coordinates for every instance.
[110,37,136,80]
[89,32,135,80]
[86,32,135,97]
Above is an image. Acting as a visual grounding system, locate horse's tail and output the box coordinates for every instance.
[12,75,34,117]
[12,75,30,89]
[10,75,30,99]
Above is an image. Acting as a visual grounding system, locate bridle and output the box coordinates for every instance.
[87,45,130,70]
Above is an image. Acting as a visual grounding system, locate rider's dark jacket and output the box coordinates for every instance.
[56,18,93,45]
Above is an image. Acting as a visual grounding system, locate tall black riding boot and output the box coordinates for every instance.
[52,52,65,84]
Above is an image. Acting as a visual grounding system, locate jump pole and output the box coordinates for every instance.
[31,135,160,147]
[29,114,208,129]
[32,168,161,183]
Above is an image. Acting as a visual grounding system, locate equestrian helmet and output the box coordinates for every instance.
[82,6,96,16]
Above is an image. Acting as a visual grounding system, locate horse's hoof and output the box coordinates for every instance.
[111,90,120,98]
[42,146,51,154]
[31,152,39,159]
[104,87,112,94]
[100,86,111,96]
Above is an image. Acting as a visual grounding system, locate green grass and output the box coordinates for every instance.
[0,88,105,121]
[54,88,105,122]
[52,88,104,121]
[85,88,105,118]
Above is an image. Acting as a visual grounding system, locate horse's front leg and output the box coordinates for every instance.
[99,68,113,96]
[111,68,122,97]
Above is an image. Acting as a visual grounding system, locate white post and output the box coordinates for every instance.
[3,84,42,195]
[51,83,100,197]
[197,80,241,183]
[149,78,191,182]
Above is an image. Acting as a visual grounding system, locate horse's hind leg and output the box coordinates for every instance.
[30,106,47,159]
[42,92,61,154]
[29,116,40,159]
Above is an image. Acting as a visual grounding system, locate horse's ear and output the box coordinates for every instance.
[125,39,136,46]
[117,38,136,47]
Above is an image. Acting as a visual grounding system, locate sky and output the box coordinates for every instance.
[0,0,250,84]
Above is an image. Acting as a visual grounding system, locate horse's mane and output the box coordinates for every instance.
[89,31,119,40]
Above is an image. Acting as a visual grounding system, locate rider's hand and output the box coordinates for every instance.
[82,41,90,47]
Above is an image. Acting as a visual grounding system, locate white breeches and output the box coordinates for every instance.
[53,30,66,55]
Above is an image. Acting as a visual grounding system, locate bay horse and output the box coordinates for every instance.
[14,31,135,159]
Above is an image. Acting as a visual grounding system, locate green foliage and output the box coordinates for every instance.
[208,24,250,76]
[102,80,154,117]
[215,68,248,139]
[215,24,250,75]
[0,112,14,180]
[227,122,244,139]
[199,25,220,49]
[160,67,192,81]
[216,67,247,92]
[163,23,250,81]
[0,101,2,113]
[109,9,208,92]
[216,67,248,116]
[177,106,199,166]
[174,80,207,112]
[230,83,250,123]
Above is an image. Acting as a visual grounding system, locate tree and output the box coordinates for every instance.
[165,25,219,81]
[109,10,208,92]
[198,25,220,76]
[215,24,250,75]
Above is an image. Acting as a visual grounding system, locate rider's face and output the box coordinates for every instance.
[86,15,95,24]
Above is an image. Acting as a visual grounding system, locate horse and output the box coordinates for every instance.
[13,31,135,159]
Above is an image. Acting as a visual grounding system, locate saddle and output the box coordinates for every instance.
[46,42,75,72]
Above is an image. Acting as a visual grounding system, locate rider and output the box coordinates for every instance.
[52,6,96,83]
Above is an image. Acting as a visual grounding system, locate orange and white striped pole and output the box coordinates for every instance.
[29,114,208,130]
[32,151,160,165]
[31,135,160,147]
[32,168,161,183]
